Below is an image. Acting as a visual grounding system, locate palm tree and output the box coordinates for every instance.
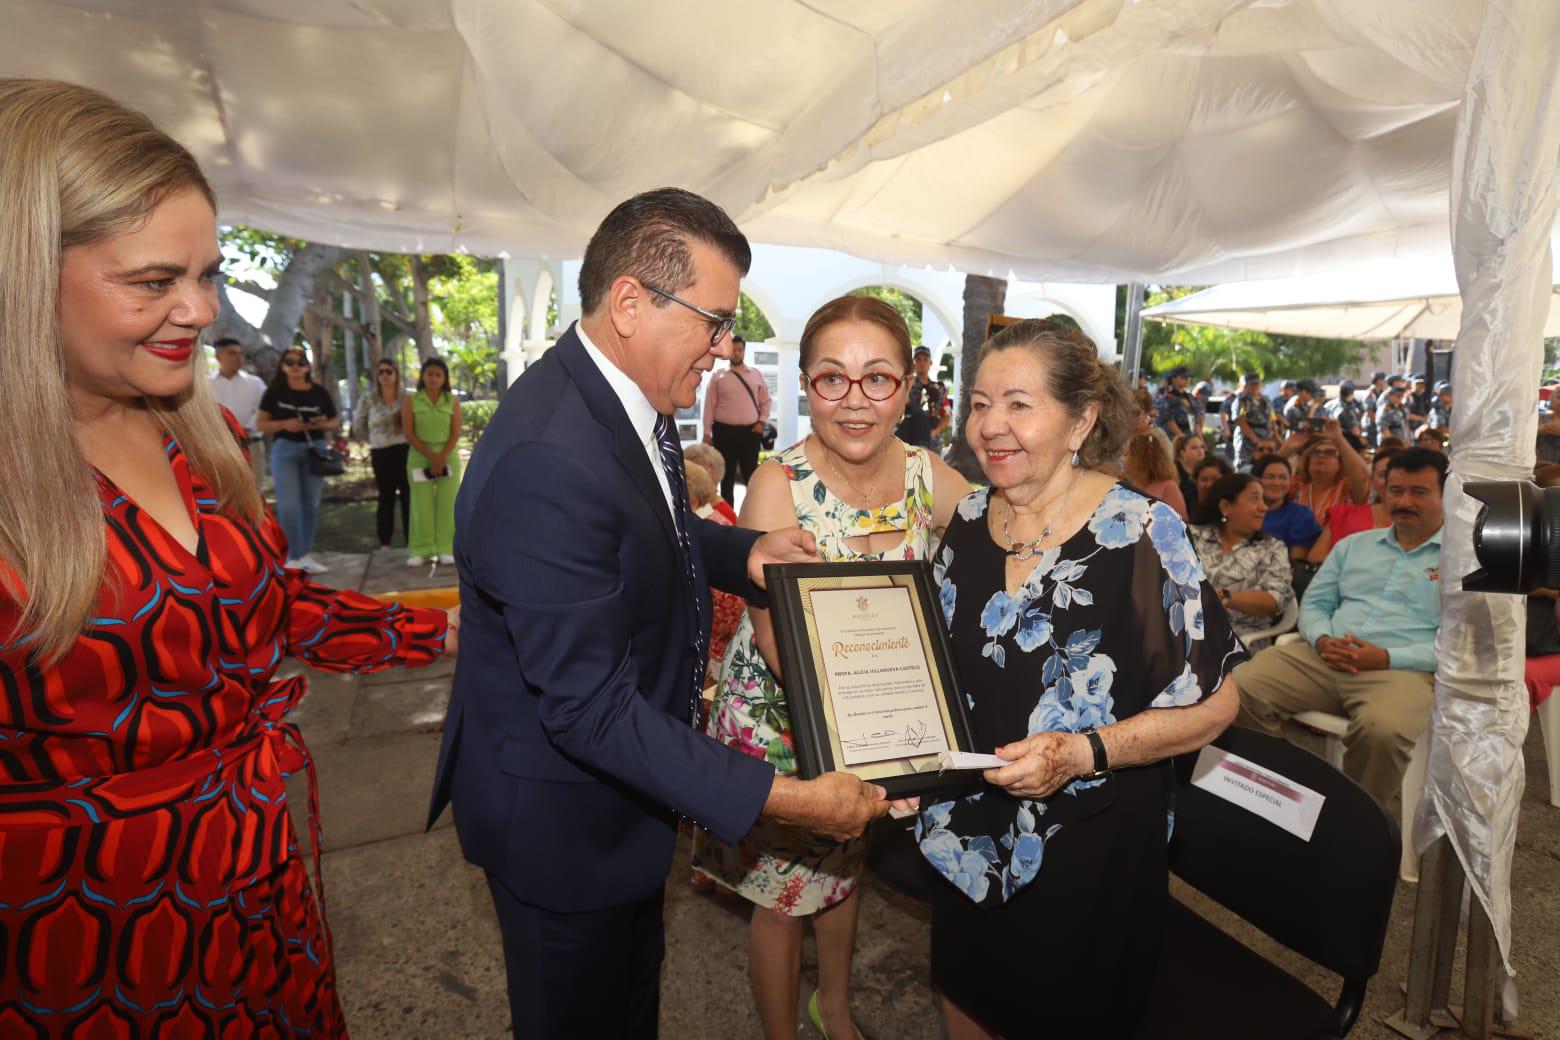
[946,274,1007,481]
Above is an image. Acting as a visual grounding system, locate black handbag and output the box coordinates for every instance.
[306,429,346,477]
[729,369,778,450]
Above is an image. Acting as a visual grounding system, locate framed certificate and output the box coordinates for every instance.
[766,560,979,799]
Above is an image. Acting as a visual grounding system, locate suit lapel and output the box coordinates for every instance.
[555,328,679,552]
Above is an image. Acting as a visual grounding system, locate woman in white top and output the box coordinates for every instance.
[354,359,410,548]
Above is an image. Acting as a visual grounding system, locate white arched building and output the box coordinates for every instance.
[498,244,1118,447]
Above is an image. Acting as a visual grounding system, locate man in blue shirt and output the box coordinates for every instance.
[1233,448,1447,806]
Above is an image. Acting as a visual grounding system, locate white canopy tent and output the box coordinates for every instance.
[5,0,1554,1006]
[0,0,1516,283]
[1141,256,1560,340]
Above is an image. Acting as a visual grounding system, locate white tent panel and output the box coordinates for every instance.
[1141,255,1560,339]
[1,0,1518,281]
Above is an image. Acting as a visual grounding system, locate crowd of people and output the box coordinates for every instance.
[0,74,1517,1040]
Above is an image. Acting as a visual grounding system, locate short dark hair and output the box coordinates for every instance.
[1250,453,1291,483]
[1193,473,1261,527]
[577,188,752,315]
[214,337,242,350]
[1385,447,1448,490]
[731,334,745,346]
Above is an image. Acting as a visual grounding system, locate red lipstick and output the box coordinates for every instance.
[141,338,195,362]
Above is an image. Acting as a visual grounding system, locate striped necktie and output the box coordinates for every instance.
[654,414,705,724]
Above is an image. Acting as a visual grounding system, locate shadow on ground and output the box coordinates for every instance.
[285,549,1560,1039]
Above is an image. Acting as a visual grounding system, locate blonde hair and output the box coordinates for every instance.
[0,78,262,661]
[683,441,726,486]
[1124,432,1175,485]
[684,459,715,508]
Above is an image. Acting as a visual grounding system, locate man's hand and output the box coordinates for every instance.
[752,421,766,435]
[1317,634,1389,673]
[763,772,889,841]
[702,433,714,445]
[748,527,819,588]
[443,605,460,656]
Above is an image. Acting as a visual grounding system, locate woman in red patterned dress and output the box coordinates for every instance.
[0,79,452,1037]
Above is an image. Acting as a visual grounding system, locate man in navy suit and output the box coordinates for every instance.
[429,189,890,1038]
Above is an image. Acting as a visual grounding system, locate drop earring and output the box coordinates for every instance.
[1071,450,1080,468]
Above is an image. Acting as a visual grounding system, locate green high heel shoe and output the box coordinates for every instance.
[807,988,862,1040]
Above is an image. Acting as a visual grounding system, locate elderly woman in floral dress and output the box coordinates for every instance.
[918,320,1244,1039]
[695,295,968,1040]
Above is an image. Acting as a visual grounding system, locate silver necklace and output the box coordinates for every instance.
[1003,469,1082,560]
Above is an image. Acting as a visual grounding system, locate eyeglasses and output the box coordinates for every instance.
[640,282,735,346]
[281,358,309,368]
[807,370,904,402]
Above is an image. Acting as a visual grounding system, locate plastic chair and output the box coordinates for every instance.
[1291,709,1428,883]
[1137,727,1399,1039]
[1241,596,1299,647]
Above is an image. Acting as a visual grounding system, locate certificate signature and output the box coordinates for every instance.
[840,720,931,753]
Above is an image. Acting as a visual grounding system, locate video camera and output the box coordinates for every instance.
[1465,481,1560,592]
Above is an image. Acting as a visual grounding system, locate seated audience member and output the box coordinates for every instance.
[1375,434,1407,453]
[1252,454,1322,559]
[1124,432,1189,518]
[1306,447,1398,562]
[1291,421,1369,529]
[1234,449,1448,807]
[1175,433,1207,509]
[1189,474,1295,649]
[1191,455,1234,511]
[684,441,739,522]
[684,462,744,669]
[1256,436,1283,459]
[1134,387,1177,473]
[1414,426,1447,453]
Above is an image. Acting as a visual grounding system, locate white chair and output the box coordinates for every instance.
[1240,596,1299,648]
[1292,709,1429,883]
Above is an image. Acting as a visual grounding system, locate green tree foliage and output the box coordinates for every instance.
[1116,284,1372,382]
[429,255,500,394]
[849,286,924,345]
[734,291,774,342]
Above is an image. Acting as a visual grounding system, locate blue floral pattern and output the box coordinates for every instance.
[918,484,1246,906]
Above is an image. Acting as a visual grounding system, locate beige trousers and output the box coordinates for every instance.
[1234,641,1434,807]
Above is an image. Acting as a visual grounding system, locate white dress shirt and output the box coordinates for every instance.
[575,321,676,521]
[210,369,267,436]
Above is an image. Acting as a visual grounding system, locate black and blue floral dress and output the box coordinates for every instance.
[916,484,1245,1035]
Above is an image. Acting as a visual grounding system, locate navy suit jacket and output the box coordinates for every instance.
[428,326,776,912]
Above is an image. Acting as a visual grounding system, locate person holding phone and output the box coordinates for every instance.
[257,345,340,573]
[401,356,462,566]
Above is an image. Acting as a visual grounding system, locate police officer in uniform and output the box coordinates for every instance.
[1361,370,1388,447]
[1376,382,1410,444]
[1233,371,1274,468]
[1283,378,1321,430]
[1326,379,1364,438]
[1405,373,1431,428]
[1155,365,1194,437]
[1427,380,1453,433]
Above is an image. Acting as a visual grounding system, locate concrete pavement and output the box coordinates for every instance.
[284,548,1560,1039]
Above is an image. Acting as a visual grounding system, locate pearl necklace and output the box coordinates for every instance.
[1003,469,1082,561]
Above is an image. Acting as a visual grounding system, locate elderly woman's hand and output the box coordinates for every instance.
[983,732,1092,799]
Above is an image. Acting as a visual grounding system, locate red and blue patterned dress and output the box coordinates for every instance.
[0,435,447,1037]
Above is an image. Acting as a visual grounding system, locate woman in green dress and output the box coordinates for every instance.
[401,356,462,565]
[695,296,969,1040]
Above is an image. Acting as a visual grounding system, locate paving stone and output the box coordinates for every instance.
[350,675,452,739]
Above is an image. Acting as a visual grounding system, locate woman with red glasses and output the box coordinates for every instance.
[695,295,968,1040]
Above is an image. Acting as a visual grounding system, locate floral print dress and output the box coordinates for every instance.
[912,483,1246,1035]
[694,439,937,915]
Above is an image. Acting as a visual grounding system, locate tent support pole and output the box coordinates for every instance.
[1122,282,1144,380]
[1386,836,1525,1039]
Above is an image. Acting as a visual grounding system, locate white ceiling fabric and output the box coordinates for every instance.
[1141,255,1560,339]
[1,0,1503,281]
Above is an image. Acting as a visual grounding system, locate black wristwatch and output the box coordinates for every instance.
[1080,727,1111,779]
